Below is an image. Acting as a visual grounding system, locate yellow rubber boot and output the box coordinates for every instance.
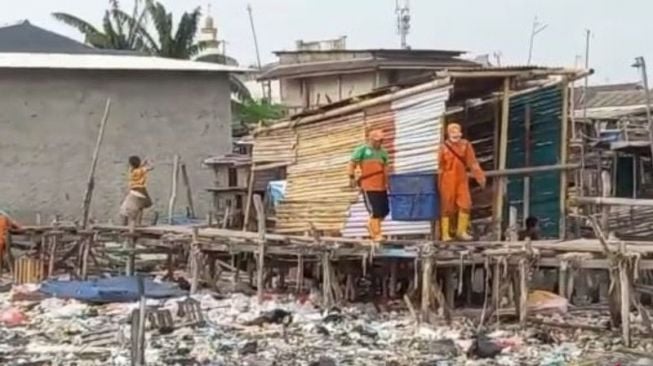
[441,217,452,242]
[456,212,473,241]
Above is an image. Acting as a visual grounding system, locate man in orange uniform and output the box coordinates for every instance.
[0,210,20,271]
[439,123,486,241]
[348,129,390,242]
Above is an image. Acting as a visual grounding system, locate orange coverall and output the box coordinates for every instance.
[438,137,485,240]
[0,215,19,260]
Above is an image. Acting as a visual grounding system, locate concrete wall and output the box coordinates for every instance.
[279,72,381,111]
[0,69,232,223]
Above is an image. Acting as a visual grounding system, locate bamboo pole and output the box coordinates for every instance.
[571,196,653,207]
[494,77,511,239]
[253,194,266,303]
[559,77,570,239]
[190,227,200,294]
[242,166,256,231]
[180,163,196,219]
[81,99,111,229]
[167,155,180,224]
[296,254,304,293]
[136,275,146,366]
[421,251,434,319]
[258,78,452,133]
[523,105,531,220]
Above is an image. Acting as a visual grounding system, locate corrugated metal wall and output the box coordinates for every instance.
[253,127,298,169]
[342,87,449,238]
[274,113,366,233]
[447,101,499,221]
[505,85,563,237]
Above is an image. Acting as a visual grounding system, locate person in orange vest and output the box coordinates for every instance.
[0,210,20,271]
[438,123,486,241]
[348,129,390,243]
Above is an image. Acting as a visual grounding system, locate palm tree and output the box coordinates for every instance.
[53,0,149,51]
[137,1,204,59]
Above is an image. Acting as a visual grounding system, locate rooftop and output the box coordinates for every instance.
[273,48,466,57]
[0,21,248,73]
[0,52,248,73]
[0,20,138,55]
[259,55,478,80]
[574,83,646,109]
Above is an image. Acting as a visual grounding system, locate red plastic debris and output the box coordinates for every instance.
[0,307,27,327]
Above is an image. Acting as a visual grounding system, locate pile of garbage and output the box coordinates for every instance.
[0,280,652,365]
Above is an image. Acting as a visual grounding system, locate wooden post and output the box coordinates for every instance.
[559,78,570,239]
[322,253,333,309]
[523,105,531,220]
[126,222,136,276]
[190,227,200,294]
[296,254,304,293]
[136,275,147,366]
[493,78,511,239]
[242,166,256,231]
[518,258,529,326]
[421,249,434,319]
[81,98,111,229]
[81,234,93,280]
[619,243,631,347]
[48,234,58,278]
[253,194,266,303]
[180,163,196,219]
[389,260,398,299]
[167,155,180,224]
[492,260,501,324]
[558,259,568,298]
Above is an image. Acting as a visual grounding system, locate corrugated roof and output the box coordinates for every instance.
[0,20,140,55]
[203,153,251,166]
[0,52,249,72]
[259,56,477,80]
[273,49,466,57]
[573,105,648,120]
[573,83,651,111]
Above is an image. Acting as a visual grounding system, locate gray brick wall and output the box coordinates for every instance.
[0,69,232,223]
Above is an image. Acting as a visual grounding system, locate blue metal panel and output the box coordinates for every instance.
[506,86,563,238]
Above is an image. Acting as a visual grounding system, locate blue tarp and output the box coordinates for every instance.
[266,180,287,207]
[40,276,187,304]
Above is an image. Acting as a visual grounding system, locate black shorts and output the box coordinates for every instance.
[363,190,389,219]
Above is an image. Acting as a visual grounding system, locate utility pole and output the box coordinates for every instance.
[581,29,591,121]
[395,0,411,49]
[247,3,269,100]
[633,56,653,160]
[527,16,548,65]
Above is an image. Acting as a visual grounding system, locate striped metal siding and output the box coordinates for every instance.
[506,85,563,237]
[253,127,298,168]
[275,113,366,233]
[342,87,449,238]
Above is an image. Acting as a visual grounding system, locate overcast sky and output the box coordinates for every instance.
[3,0,651,84]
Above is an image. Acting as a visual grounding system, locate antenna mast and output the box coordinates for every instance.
[247,3,269,100]
[395,0,411,49]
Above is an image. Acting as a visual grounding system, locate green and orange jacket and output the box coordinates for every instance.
[347,144,389,192]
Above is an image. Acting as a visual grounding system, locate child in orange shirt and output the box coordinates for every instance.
[123,156,153,226]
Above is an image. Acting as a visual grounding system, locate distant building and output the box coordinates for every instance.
[0,21,244,222]
[258,38,478,114]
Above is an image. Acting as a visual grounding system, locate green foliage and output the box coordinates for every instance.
[53,0,149,51]
[53,0,205,59]
[238,99,285,126]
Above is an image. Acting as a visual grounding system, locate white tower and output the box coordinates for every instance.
[396,0,411,49]
[199,4,223,55]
